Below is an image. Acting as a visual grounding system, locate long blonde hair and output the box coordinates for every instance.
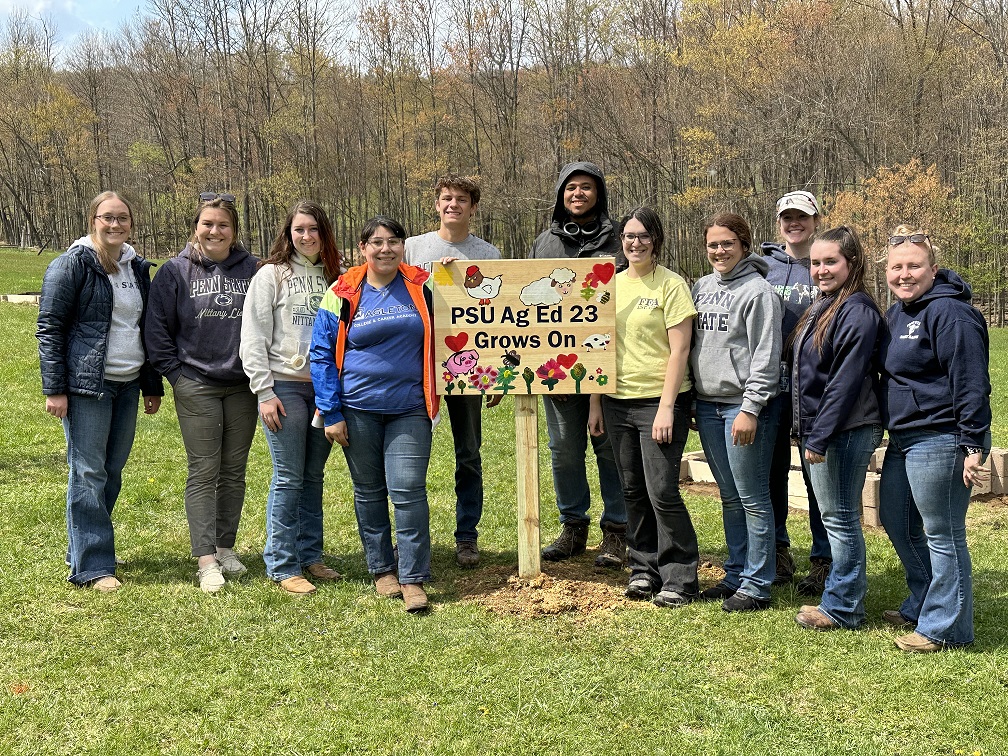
[88,191,135,274]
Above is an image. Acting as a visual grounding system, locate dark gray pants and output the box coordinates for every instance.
[602,392,699,596]
[172,375,258,557]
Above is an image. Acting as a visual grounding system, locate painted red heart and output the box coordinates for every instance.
[445,333,468,352]
[592,262,615,285]
[557,353,578,368]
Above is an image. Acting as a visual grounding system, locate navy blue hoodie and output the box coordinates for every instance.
[761,242,819,339]
[880,269,991,450]
[145,243,258,387]
[791,291,884,456]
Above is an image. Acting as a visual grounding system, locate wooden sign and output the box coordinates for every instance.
[431,258,618,397]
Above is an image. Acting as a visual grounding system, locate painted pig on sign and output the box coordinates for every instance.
[443,349,479,378]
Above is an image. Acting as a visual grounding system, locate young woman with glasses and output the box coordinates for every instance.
[145,192,259,593]
[690,213,782,612]
[310,216,440,613]
[878,226,991,652]
[37,191,163,592]
[587,207,700,607]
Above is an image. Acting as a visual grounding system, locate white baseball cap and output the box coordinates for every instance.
[776,191,820,217]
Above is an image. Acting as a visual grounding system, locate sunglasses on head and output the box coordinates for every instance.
[889,233,929,246]
[200,192,236,203]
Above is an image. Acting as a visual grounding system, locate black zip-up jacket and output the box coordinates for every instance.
[791,291,883,456]
[37,241,163,398]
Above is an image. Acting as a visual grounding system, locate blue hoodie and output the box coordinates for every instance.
[761,242,819,339]
[791,291,884,456]
[880,269,991,450]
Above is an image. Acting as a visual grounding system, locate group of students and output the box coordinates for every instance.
[37,165,991,648]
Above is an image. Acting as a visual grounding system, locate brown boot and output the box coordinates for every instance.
[594,524,627,568]
[375,572,403,598]
[541,521,589,561]
[401,583,429,613]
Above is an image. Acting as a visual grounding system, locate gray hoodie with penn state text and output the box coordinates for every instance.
[690,253,782,416]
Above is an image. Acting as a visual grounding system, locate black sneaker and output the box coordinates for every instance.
[594,525,627,568]
[625,577,656,600]
[653,590,693,608]
[772,545,796,585]
[699,582,736,601]
[542,522,589,561]
[722,592,771,612]
[796,557,832,596]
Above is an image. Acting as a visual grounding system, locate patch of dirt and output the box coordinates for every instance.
[456,551,726,620]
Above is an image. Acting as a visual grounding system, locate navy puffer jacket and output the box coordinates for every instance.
[37,242,163,398]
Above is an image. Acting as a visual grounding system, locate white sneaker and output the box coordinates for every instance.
[216,549,247,576]
[197,562,226,593]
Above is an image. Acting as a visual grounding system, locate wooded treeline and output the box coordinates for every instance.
[2,0,1007,317]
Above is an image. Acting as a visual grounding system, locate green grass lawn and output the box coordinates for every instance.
[1,252,1006,754]
[0,246,60,294]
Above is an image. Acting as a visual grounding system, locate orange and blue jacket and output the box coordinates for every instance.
[309,262,440,426]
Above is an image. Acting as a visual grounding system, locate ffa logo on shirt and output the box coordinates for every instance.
[636,297,658,311]
[900,320,921,340]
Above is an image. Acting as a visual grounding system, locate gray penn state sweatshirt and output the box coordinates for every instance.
[689,253,782,416]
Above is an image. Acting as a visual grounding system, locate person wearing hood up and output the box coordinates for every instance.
[878,226,991,652]
[761,190,830,595]
[145,193,259,594]
[529,161,627,567]
[691,212,782,611]
[37,191,164,592]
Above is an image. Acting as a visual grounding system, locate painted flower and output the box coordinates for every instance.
[498,366,516,382]
[536,359,567,382]
[469,365,498,390]
[442,371,454,383]
[597,374,609,387]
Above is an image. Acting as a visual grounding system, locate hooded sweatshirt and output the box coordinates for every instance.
[760,242,819,340]
[240,252,330,402]
[690,253,782,416]
[145,242,258,387]
[880,269,991,450]
[529,161,625,268]
[791,291,883,456]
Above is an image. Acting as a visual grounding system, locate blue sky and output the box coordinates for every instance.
[1,0,147,47]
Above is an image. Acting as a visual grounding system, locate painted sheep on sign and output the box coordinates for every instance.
[520,267,577,306]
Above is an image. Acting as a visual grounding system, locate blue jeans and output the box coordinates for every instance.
[542,395,626,528]
[603,393,699,596]
[341,406,432,584]
[880,430,974,645]
[802,425,883,628]
[262,381,333,581]
[63,380,141,586]
[768,394,830,560]
[444,395,483,543]
[695,400,778,601]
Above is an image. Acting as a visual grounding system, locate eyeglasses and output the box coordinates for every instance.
[888,234,929,246]
[707,240,737,251]
[621,233,652,243]
[96,214,131,226]
[366,237,404,249]
[200,192,236,203]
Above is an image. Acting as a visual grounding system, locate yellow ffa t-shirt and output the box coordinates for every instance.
[613,265,697,399]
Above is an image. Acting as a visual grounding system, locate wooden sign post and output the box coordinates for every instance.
[432,258,617,578]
